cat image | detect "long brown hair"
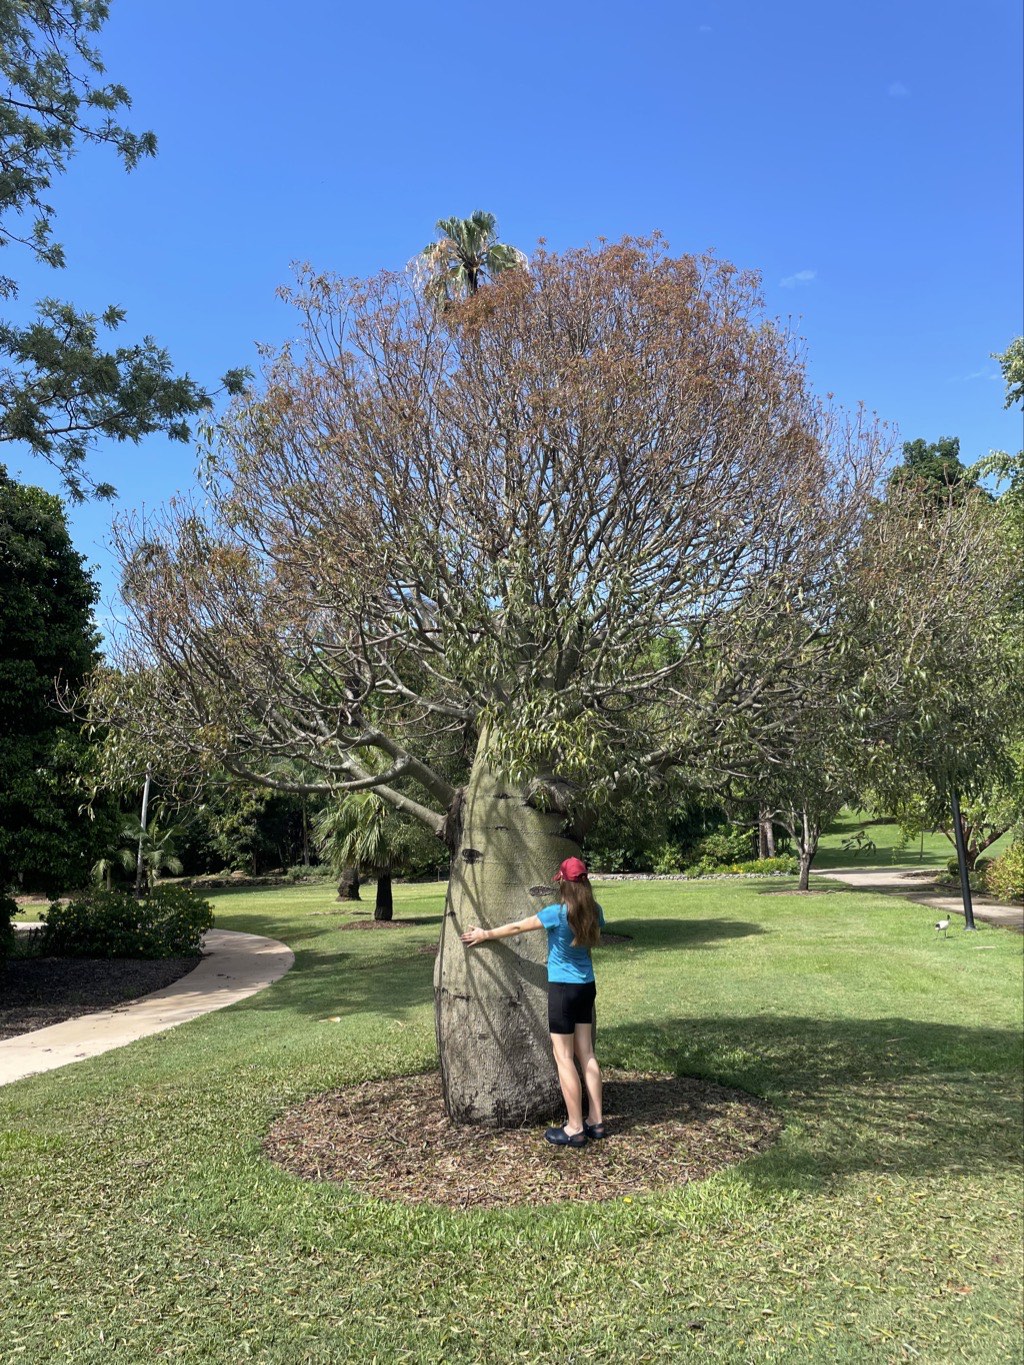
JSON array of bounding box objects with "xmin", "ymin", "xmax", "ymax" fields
[{"xmin": 561, "ymin": 877, "xmax": 601, "ymax": 949}]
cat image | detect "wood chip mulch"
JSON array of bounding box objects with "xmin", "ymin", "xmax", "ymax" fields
[
  {"xmin": 0, "ymin": 954, "xmax": 201, "ymax": 1041},
  {"xmin": 264, "ymin": 1069, "xmax": 781, "ymax": 1208}
]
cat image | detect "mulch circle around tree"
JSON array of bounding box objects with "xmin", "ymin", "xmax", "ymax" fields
[
  {"xmin": 0, "ymin": 954, "xmax": 201, "ymax": 1041},
  {"xmin": 264, "ymin": 1069, "xmax": 781, "ymax": 1208}
]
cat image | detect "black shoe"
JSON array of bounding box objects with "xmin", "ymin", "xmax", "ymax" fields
[
  {"xmin": 544, "ymin": 1126, "xmax": 587, "ymax": 1147},
  {"xmin": 584, "ymin": 1121, "xmax": 607, "ymax": 1140}
]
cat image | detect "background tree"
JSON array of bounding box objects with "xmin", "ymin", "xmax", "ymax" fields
[
  {"xmin": 0, "ymin": 464, "xmax": 115, "ymax": 892},
  {"xmin": 87, "ymin": 239, "xmax": 886, "ymax": 1125},
  {"xmin": 994, "ymin": 337, "xmax": 1024, "ymax": 410},
  {"xmin": 315, "ymin": 794, "xmax": 438, "ymax": 920},
  {"xmin": 0, "ymin": 0, "xmax": 247, "ymax": 499},
  {"xmin": 886, "ymin": 436, "xmax": 981, "ymax": 506},
  {"xmin": 417, "ymin": 210, "xmax": 526, "ymax": 311},
  {"xmin": 848, "ymin": 482, "xmax": 1022, "ymax": 855},
  {"xmin": 112, "ymin": 811, "xmax": 184, "ymax": 893}
]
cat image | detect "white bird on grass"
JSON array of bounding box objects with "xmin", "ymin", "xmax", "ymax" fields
[{"xmin": 935, "ymin": 919, "xmax": 951, "ymax": 938}]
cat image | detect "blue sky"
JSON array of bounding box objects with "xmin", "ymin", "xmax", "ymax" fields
[{"xmin": 8, "ymin": 0, "xmax": 1023, "ymax": 634}]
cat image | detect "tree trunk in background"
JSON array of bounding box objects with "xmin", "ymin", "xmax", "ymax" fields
[
  {"xmin": 797, "ymin": 809, "xmax": 819, "ymax": 891},
  {"xmin": 374, "ymin": 874, "xmax": 393, "ymax": 921},
  {"xmin": 765, "ymin": 819, "xmax": 776, "ymax": 857},
  {"xmin": 337, "ymin": 866, "xmax": 361, "ymax": 900},
  {"xmin": 758, "ymin": 811, "xmax": 769, "ymax": 860},
  {"xmin": 434, "ymin": 745, "xmax": 580, "ymax": 1127}
]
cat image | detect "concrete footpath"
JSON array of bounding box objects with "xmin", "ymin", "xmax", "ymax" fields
[
  {"xmin": 0, "ymin": 928, "xmax": 294, "ymax": 1088},
  {"xmin": 818, "ymin": 866, "xmax": 1024, "ymax": 933}
]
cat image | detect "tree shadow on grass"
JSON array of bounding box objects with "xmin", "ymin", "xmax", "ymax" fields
[
  {"xmin": 601, "ymin": 1013, "xmax": 1023, "ymax": 1190},
  {"xmin": 234, "ymin": 944, "xmax": 437, "ymax": 1022},
  {"xmin": 607, "ymin": 918, "xmax": 766, "ymax": 950}
]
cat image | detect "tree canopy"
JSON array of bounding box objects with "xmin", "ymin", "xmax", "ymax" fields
[
  {"xmin": 0, "ymin": 0, "xmax": 247, "ymax": 498},
  {"xmin": 91, "ymin": 238, "xmax": 887, "ymax": 830},
  {"xmin": 0, "ymin": 464, "xmax": 114, "ymax": 891},
  {"xmin": 886, "ymin": 435, "xmax": 981, "ymax": 505}
]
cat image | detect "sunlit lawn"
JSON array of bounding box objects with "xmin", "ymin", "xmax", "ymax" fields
[
  {"xmin": 2, "ymin": 878, "xmax": 1021, "ymax": 1362},
  {"xmin": 814, "ymin": 808, "xmax": 1014, "ymax": 871}
]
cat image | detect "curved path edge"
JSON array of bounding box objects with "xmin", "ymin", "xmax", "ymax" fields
[
  {"xmin": 0, "ymin": 928, "xmax": 295, "ymax": 1088},
  {"xmin": 817, "ymin": 866, "xmax": 1023, "ymax": 932}
]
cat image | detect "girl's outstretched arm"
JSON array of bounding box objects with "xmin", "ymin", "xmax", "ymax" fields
[{"xmin": 461, "ymin": 916, "xmax": 543, "ymax": 947}]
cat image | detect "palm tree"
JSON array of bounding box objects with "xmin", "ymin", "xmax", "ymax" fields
[
  {"xmin": 315, "ymin": 795, "xmax": 429, "ymax": 921},
  {"xmin": 418, "ymin": 210, "xmax": 526, "ymax": 311},
  {"xmin": 115, "ymin": 815, "xmax": 184, "ymax": 895}
]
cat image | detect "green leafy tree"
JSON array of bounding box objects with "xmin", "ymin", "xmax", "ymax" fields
[
  {"xmin": 853, "ymin": 486, "xmax": 1022, "ymax": 850},
  {"xmin": 994, "ymin": 337, "xmax": 1024, "ymax": 410},
  {"xmin": 0, "ymin": 464, "xmax": 114, "ymax": 891},
  {"xmin": 417, "ymin": 210, "xmax": 526, "ymax": 311},
  {"xmin": 886, "ymin": 436, "xmax": 981, "ymax": 506},
  {"xmin": 0, "ymin": 1, "xmax": 247, "ymax": 499}
]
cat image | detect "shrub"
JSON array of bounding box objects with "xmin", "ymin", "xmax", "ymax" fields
[
  {"xmin": 651, "ymin": 843, "xmax": 685, "ymax": 875},
  {"xmin": 945, "ymin": 858, "xmax": 988, "ymax": 893},
  {"xmin": 984, "ymin": 843, "xmax": 1024, "ymax": 903},
  {"xmin": 693, "ymin": 828, "xmax": 756, "ymax": 866},
  {"xmin": 286, "ymin": 863, "xmax": 330, "ymax": 882},
  {"xmin": 732, "ymin": 856, "xmax": 798, "ymax": 875},
  {"xmin": 39, "ymin": 885, "xmax": 213, "ymax": 958},
  {"xmin": 680, "ymin": 855, "xmax": 797, "ymax": 878},
  {"xmin": 0, "ymin": 893, "xmax": 16, "ymax": 962}
]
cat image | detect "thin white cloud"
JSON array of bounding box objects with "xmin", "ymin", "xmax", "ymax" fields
[
  {"xmin": 779, "ymin": 269, "xmax": 817, "ymax": 289},
  {"xmin": 888, "ymin": 81, "xmax": 910, "ymax": 98},
  {"xmin": 699, "ymin": 24, "xmax": 712, "ymax": 32}
]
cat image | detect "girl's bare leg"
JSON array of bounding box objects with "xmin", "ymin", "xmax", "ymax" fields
[
  {"xmin": 573, "ymin": 1023, "xmax": 603, "ymax": 1126},
  {"xmin": 549, "ymin": 1032, "xmax": 584, "ymax": 1133}
]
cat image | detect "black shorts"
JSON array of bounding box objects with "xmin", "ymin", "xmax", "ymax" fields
[{"xmin": 547, "ymin": 980, "xmax": 597, "ymax": 1035}]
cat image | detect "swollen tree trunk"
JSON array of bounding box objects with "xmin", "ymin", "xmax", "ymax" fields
[
  {"xmin": 374, "ymin": 874, "xmax": 393, "ymax": 922},
  {"xmin": 337, "ymin": 866, "xmax": 361, "ymax": 901},
  {"xmin": 434, "ymin": 746, "xmax": 580, "ymax": 1127}
]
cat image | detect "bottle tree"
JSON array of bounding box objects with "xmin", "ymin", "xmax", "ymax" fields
[{"xmin": 86, "ymin": 239, "xmax": 886, "ymax": 1124}]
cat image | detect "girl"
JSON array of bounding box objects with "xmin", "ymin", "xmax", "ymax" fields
[{"xmin": 460, "ymin": 856, "xmax": 605, "ymax": 1147}]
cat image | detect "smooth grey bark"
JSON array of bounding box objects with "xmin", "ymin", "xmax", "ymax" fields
[
  {"xmin": 766, "ymin": 821, "xmax": 777, "ymax": 858},
  {"xmin": 434, "ymin": 745, "xmax": 580, "ymax": 1127}
]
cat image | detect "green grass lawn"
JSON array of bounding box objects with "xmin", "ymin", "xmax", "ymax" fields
[
  {"xmin": 2, "ymin": 879, "xmax": 1021, "ymax": 1363},
  {"xmin": 814, "ymin": 809, "xmax": 1015, "ymax": 872}
]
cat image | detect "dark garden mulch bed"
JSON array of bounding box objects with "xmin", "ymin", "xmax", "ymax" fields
[
  {"xmin": 264, "ymin": 1069, "xmax": 780, "ymax": 1208},
  {"xmin": 0, "ymin": 954, "xmax": 202, "ymax": 1041}
]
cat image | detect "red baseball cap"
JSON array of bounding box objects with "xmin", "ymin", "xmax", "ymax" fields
[{"xmin": 554, "ymin": 857, "xmax": 589, "ymax": 882}]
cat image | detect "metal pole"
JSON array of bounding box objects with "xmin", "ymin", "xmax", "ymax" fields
[
  {"xmin": 950, "ymin": 788, "xmax": 976, "ymax": 931},
  {"xmin": 135, "ymin": 766, "xmax": 152, "ymax": 898}
]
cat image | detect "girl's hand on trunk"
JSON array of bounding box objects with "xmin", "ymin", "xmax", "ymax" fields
[{"xmin": 460, "ymin": 926, "xmax": 489, "ymax": 947}]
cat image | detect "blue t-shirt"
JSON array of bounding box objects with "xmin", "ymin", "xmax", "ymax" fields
[{"xmin": 537, "ymin": 902, "xmax": 606, "ymax": 984}]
